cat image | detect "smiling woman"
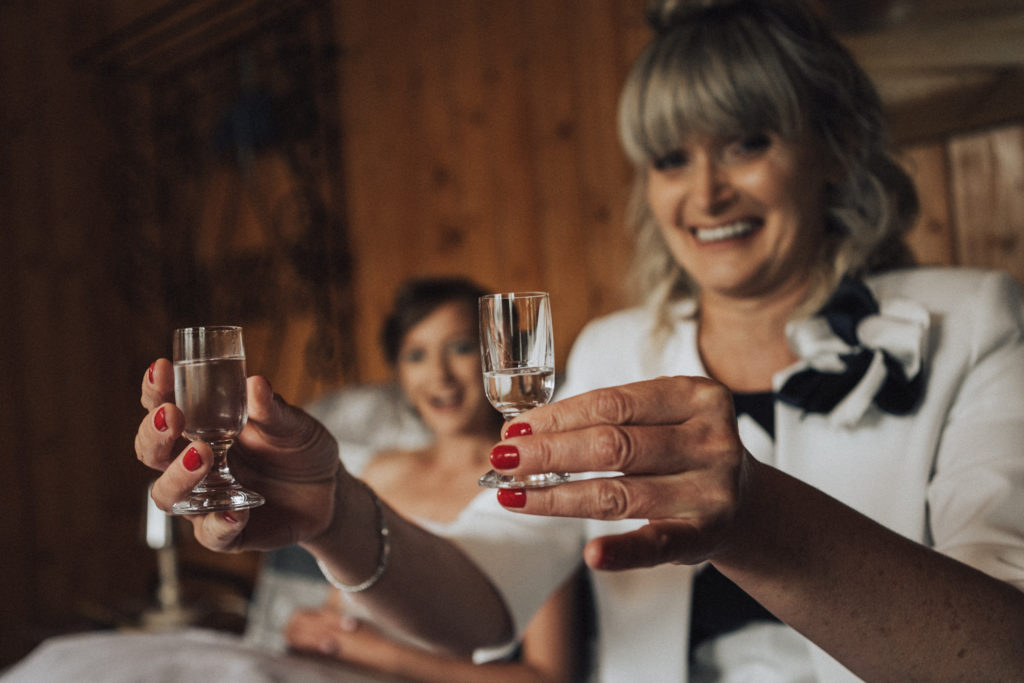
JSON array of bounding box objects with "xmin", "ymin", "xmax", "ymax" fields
[
  {"xmin": 133, "ymin": 2, "xmax": 1024, "ymax": 681},
  {"xmin": 643, "ymin": 133, "xmax": 834, "ymax": 310},
  {"xmin": 621, "ymin": 0, "xmax": 918, "ymax": 323},
  {"xmin": 364, "ymin": 277, "xmax": 500, "ymax": 521},
  {"xmin": 283, "ymin": 276, "xmax": 588, "ymax": 682}
]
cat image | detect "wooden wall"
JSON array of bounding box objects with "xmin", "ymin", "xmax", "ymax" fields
[
  {"xmin": 336, "ymin": 0, "xmax": 646, "ymax": 383},
  {"xmin": 1, "ymin": 0, "xmax": 1022, "ymax": 669}
]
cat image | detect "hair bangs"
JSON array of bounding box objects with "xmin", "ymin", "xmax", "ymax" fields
[{"xmin": 620, "ymin": 15, "xmax": 807, "ymax": 166}]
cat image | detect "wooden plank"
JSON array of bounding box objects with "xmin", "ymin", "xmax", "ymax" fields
[
  {"xmin": 948, "ymin": 125, "xmax": 1024, "ymax": 281},
  {"xmin": 337, "ymin": 0, "xmax": 427, "ymax": 383},
  {"xmin": 887, "ymin": 70, "xmax": 1024, "ymax": 146},
  {"xmin": 572, "ymin": 0, "xmax": 642, "ymax": 317},
  {"xmin": 898, "ymin": 143, "xmax": 958, "ymax": 266}
]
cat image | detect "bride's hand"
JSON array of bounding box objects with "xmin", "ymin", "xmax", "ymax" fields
[{"xmin": 135, "ymin": 358, "xmax": 342, "ymax": 551}]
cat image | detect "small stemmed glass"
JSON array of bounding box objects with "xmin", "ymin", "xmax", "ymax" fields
[
  {"xmin": 478, "ymin": 292, "xmax": 569, "ymax": 489},
  {"xmin": 170, "ymin": 326, "xmax": 265, "ymax": 514}
]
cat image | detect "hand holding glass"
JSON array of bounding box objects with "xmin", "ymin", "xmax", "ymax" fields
[
  {"xmin": 478, "ymin": 292, "xmax": 569, "ymax": 489},
  {"xmin": 171, "ymin": 326, "xmax": 265, "ymax": 514}
]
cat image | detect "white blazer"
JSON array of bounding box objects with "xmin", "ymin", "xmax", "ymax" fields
[{"xmin": 446, "ymin": 267, "xmax": 1024, "ymax": 682}]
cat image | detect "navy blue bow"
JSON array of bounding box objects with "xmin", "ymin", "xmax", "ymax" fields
[{"xmin": 777, "ymin": 277, "xmax": 925, "ymax": 417}]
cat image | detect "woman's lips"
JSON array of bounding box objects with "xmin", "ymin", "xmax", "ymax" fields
[
  {"xmin": 690, "ymin": 219, "xmax": 760, "ymax": 243},
  {"xmin": 428, "ymin": 391, "xmax": 463, "ymax": 410}
]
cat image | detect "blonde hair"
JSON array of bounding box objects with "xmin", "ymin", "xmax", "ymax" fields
[{"xmin": 620, "ymin": 0, "xmax": 918, "ymax": 320}]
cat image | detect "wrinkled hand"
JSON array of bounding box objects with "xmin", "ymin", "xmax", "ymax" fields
[
  {"xmin": 135, "ymin": 358, "xmax": 340, "ymax": 552},
  {"xmin": 490, "ymin": 376, "xmax": 755, "ymax": 571}
]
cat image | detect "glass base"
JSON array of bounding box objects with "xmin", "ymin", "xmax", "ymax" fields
[
  {"xmin": 171, "ymin": 485, "xmax": 265, "ymax": 515},
  {"xmin": 478, "ymin": 469, "xmax": 571, "ymax": 489}
]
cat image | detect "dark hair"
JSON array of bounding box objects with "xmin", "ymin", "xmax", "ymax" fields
[
  {"xmin": 380, "ymin": 277, "xmax": 489, "ymax": 366},
  {"xmin": 622, "ymin": 0, "xmax": 918, "ymax": 316}
]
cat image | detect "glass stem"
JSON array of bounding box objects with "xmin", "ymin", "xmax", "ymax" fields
[{"xmin": 201, "ymin": 441, "xmax": 237, "ymax": 489}]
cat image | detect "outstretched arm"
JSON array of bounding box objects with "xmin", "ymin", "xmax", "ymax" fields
[
  {"xmin": 136, "ymin": 358, "xmax": 512, "ymax": 654},
  {"xmin": 486, "ymin": 376, "xmax": 1024, "ymax": 681},
  {"xmin": 285, "ymin": 571, "xmax": 586, "ymax": 683}
]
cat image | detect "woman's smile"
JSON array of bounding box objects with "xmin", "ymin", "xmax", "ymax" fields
[
  {"xmin": 689, "ymin": 218, "xmax": 762, "ymax": 244},
  {"xmin": 425, "ymin": 387, "xmax": 465, "ymax": 411},
  {"xmin": 647, "ymin": 132, "xmax": 831, "ymax": 299},
  {"xmin": 397, "ymin": 301, "xmax": 492, "ymax": 437}
]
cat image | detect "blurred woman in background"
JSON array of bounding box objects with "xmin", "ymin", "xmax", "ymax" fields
[
  {"xmin": 284, "ymin": 277, "xmax": 586, "ymax": 682},
  {"xmin": 136, "ymin": 2, "xmax": 1024, "ymax": 680}
]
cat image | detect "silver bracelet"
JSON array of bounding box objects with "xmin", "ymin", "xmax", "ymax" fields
[{"xmin": 317, "ymin": 486, "xmax": 391, "ymax": 593}]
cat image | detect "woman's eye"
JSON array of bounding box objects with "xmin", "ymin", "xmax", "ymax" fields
[
  {"xmin": 652, "ymin": 150, "xmax": 687, "ymax": 171},
  {"xmin": 450, "ymin": 339, "xmax": 476, "ymax": 355},
  {"xmin": 401, "ymin": 348, "xmax": 426, "ymax": 363},
  {"xmin": 730, "ymin": 133, "xmax": 771, "ymax": 158}
]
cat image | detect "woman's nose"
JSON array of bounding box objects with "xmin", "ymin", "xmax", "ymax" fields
[
  {"xmin": 431, "ymin": 353, "xmax": 455, "ymax": 380},
  {"xmin": 689, "ymin": 157, "xmax": 733, "ymax": 214}
]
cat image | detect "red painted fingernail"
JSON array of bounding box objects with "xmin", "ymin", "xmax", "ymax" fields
[
  {"xmin": 148, "ymin": 362, "xmax": 155, "ymax": 383},
  {"xmin": 504, "ymin": 422, "xmax": 532, "ymax": 438},
  {"xmin": 490, "ymin": 444, "xmax": 520, "ymax": 469},
  {"xmin": 497, "ymin": 489, "xmax": 526, "ymax": 508},
  {"xmin": 154, "ymin": 406, "xmax": 168, "ymax": 432},
  {"xmin": 183, "ymin": 447, "xmax": 202, "ymax": 471}
]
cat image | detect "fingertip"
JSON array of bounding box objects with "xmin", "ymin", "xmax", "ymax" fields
[
  {"xmin": 249, "ymin": 374, "xmax": 273, "ymax": 400},
  {"xmin": 219, "ymin": 510, "xmax": 243, "ymax": 526},
  {"xmin": 317, "ymin": 638, "xmax": 338, "ymax": 656},
  {"xmin": 180, "ymin": 441, "xmax": 212, "ymax": 472},
  {"xmin": 496, "ymin": 488, "xmax": 526, "ymax": 508},
  {"xmin": 152, "ymin": 358, "xmax": 173, "ymax": 384},
  {"xmin": 148, "ymin": 442, "xmax": 213, "ymax": 512},
  {"xmin": 142, "ymin": 359, "xmax": 175, "ymax": 407},
  {"xmin": 503, "ymin": 421, "xmax": 532, "ymax": 439},
  {"xmin": 198, "ymin": 508, "xmax": 250, "ymax": 550},
  {"xmin": 182, "ymin": 446, "xmax": 202, "ymax": 471},
  {"xmin": 155, "ymin": 401, "xmax": 183, "ymax": 436},
  {"xmin": 583, "ymin": 539, "xmax": 611, "ymax": 570},
  {"xmin": 247, "ymin": 375, "xmax": 278, "ymax": 421}
]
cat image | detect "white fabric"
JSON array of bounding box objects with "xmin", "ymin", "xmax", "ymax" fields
[
  {"xmin": 304, "ymin": 382, "xmax": 433, "ymax": 476},
  {"xmin": 690, "ymin": 622, "xmax": 816, "ymax": 683},
  {"xmin": 779, "ymin": 290, "xmax": 930, "ymax": 427},
  {"xmin": 1, "ymin": 628, "xmax": 379, "ymax": 683},
  {"xmin": 442, "ymin": 267, "xmax": 1024, "ymax": 682},
  {"xmin": 245, "ymin": 567, "xmax": 332, "ymax": 652}
]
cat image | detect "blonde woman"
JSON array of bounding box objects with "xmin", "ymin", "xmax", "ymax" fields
[{"xmin": 137, "ymin": 2, "xmax": 1024, "ymax": 680}]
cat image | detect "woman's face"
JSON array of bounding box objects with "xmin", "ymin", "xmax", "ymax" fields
[
  {"xmin": 396, "ymin": 301, "xmax": 492, "ymax": 438},
  {"xmin": 645, "ymin": 131, "xmax": 834, "ymax": 303}
]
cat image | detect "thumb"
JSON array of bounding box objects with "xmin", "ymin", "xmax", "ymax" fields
[
  {"xmin": 584, "ymin": 520, "xmax": 706, "ymax": 571},
  {"xmin": 242, "ymin": 375, "xmax": 328, "ymax": 449},
  {"xmin": 244, "ymin": 376, "xmax": 302, "ymax": 435}
]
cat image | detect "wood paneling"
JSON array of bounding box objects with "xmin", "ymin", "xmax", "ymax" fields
[
  {"xmin": 900, "ymin": 144, "xmax": 958, "ymax": 266},
  {"xmin": 337, "ymin": 0, "xmax": 642, "ymax": 384},
  {"xmin": 0, "ymin": 0, "xmax": 644, "ymax": 667},
  {"xmin": 948, "ymin": 127, "xmax": 1024, "ymax": 281},
  {"xmin": 2, "ymin": 0, "xmax": 1023, "ymax": 670}
]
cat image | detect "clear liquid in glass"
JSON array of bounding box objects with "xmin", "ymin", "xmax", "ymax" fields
[
  {"xmin": 170, "ymin": 325, "xmax": 264, "ymax": 514},
  {"xmin": 174, "ymin": 356, "xmax": 247, "ymax": 444},
  {"xmin": 484, "ymin": 367, "xmax": 554, "ymax": 418}
]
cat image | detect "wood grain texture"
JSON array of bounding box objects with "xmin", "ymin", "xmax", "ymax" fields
[
  {"xmin": 949, "ymin": 126, "xmax": 1024, "ymax": 280},
  {"xmin": 2, "ymin": 0, "xmax": 1023, "ymax": 670}
]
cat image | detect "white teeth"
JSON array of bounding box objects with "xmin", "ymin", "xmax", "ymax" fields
[
  {"xmin": 430, "ymin": 393, "xmax": 461, "ymax": 408},
  {"xmin": 692, "ymin": 220, "xmax": 756, "ymax": 243}
]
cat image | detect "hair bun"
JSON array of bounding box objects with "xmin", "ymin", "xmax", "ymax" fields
[
  {"xmin": 645, "ymin": 0, "xmax": 816, "ymax": 34},
  {"xmin": 644, "ymin": 0, "xmax": 742, "ymax": 32}
]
